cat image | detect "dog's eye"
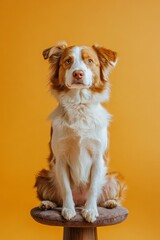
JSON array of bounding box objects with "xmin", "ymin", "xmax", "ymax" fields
[
  {"xmin": 88, "ymin": 59, "xmax": 93, "ymax": 64},
  {"xmin": 65, "ymin": 58, "xmax": 72, "ymax": 65}
]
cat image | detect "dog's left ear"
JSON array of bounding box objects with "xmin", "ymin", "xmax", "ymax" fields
[{"xmin": 92, "ymin": 45, "xmax": 117, "ymax": 81}]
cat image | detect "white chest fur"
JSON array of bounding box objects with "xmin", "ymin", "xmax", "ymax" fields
[{"xmin": 50, "ymin": 90, "xmax": 110, "ymax": 187}]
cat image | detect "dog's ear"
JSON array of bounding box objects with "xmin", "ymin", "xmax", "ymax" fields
[
  {"xmin": 92, "ymin": 44, "xmax": 117, "ymax": 81},
  {"xmin": 42, "ymin": 41, "xmax": 68, "ymax": 61},
  {"xmin": 43, "ymin": 47, "xmax": 53, "ymax": 60},
  {"xmin": 43, "ymin": 41, "xmax": 68, "ymax": 88}
]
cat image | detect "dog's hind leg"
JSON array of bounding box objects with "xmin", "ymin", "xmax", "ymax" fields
[
  {"xmin": 98, "ymin": 172, "xmax": 127, "ymax": 208},
  {"xmin": 40, "ymin": 200, "xmax": 57, "ymax": 210},
  {"xmin": 34, "ymin": 168, "xmax": 62, "ymax": 210}
]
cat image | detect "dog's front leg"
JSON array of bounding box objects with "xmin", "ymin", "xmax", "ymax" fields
[
  {"xmin": 56, "ymin": 159, "xmax": 76, "ymax": 220},
  {"xmin": 82, "ymin": 158, "xmax": 103, "ymax": 222}
]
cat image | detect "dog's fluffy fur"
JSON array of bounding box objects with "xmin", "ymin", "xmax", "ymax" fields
[{"xmin": 35, "ymin": 41, "xmax": 127, "ymax": 223}]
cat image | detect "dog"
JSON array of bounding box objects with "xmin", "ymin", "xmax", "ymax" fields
[{"xmin": 35, "ymin": 41, "xmax": 127, "ymax": 223}]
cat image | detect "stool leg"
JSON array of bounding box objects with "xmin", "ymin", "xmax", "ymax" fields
[{"xmin": 63, "ymin": 227, "xmax": 98, "ymax": 240}]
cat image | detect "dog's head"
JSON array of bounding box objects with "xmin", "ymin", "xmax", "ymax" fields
[{"xmin": 43, "ymin": 41, "xmax": 117, "ymax": 92}]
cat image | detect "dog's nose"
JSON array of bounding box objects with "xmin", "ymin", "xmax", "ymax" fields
[{"xmin": 72, "ymin": 70, "xmax": 84, "ymax": 80}]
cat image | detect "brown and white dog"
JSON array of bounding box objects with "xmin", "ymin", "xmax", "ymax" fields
[{"xmin": 35, "ymin": 41, "xmax": 127, "ymax": 223}]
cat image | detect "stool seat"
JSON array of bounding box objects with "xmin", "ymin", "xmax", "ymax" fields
[
  {"xmin": 31, "ymin": 206, "xmax": 128, "ymax": 227},
  {"xmin": 31, "ymin": 206, "xmax": 128, "ymax": 240}
]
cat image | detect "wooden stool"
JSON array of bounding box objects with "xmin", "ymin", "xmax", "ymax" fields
[{"xmin": 31, "ymin": 206, "xmax": 128, "ymax": 240}]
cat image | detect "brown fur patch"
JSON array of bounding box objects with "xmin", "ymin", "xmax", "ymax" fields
[
  {"xmin": 92, "ymin": 45, "xmax": 117, "ymax": 66},
  {"xmin": 48, "ymin": 127, "xmax": 56, "ymax": 167},
  {"xmin": 92, "ymin": 45, "xmax": 117, "ymax": 83},
  {"xmin": 43, "ymin": 42, "xmax": 69, "ymax": 92},
  {"xmin": 99, "ymin": 172, "xmax": 127, "ymax": 207},
  {"xmin": 81, "ymin": 47, "xmax": 107, "ymax": 92},
  {"xmin": 35, "ymin": 168, "xmax": 62, "ymax": 206},
  {"xmin": 57, "ymin": 46, "xmax": 75, "ymax": 91}
]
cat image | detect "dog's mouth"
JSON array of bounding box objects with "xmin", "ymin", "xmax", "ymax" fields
[
  {"xmin": 67, "ymin": 79, "xmax": 90, "ymax": 89},
  {"xmin": 72, "ymin": 79, "xmax": 84, "ymax": 85},
  {"xmin": 69, "ymin": 83, "xmax": 89, "ymax": 89},
  {"xmin": 71, "ymin": 84, "xmax": 86, "ymax": 89}
]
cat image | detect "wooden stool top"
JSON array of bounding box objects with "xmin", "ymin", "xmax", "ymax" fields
[{"xmin": 30, "ymin": 206, "xmax": 128, "ymax": 228}]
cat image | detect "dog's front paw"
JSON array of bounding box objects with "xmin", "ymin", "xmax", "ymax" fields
[
  {"xmin": 81, "ymin": 207, "xmax": 99, "ymax": 223},
  {"xmin": 40, "ymin": 200, "xmax": 57, "ymax": 210},
  {"xmin": 62, "ymin": 207, "xmax": 76, "ymax": 220}
]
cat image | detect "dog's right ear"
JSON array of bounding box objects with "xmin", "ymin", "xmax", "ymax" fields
[
  {"xmin": 43, "ymin": 47, "xmax": 53, "ymax": 60},
  {"xmin": 42, "ymin": 41, "xmax": 68, "ymax": 61}
]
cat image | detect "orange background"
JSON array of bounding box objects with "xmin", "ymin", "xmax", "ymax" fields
[{"xmin": 1, "ymin": 0, "xmax": 160, "ymax": 239}]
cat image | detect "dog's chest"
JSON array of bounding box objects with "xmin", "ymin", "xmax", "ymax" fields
[
  {"xmin": 51, "ymin": 103, "xmax": 109, "ymax": 185},
  {"xmin": 51, "ymin": 103, "xmax": 109, "ymax": 139}
]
